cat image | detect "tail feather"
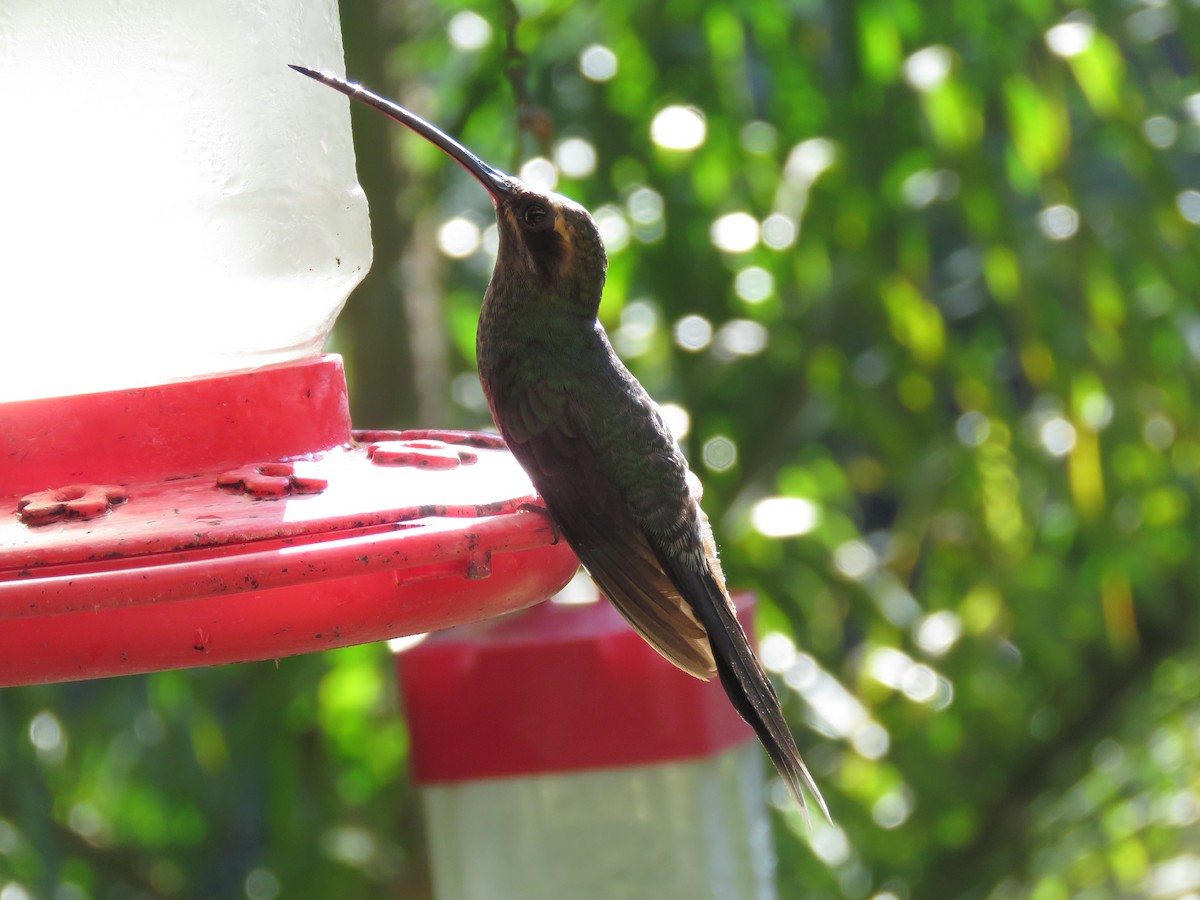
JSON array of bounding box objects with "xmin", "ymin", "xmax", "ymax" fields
[{"xmin": 674, "ymin": 561, "xmax": 829, "ymax": 822}]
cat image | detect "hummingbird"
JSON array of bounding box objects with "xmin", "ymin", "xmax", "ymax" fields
[{"xmin": 291, "ymin": 65, "xmax": 828, "ymax": 820}]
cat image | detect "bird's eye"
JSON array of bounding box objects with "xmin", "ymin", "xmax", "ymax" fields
[{"xmin": 522, "ymin": 202, "xmax": 550, "ymax": 228}]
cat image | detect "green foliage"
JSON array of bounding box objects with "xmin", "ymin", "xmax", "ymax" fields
[
  {"xmin": 0, "ymin": 650, "xmax": 419, "ymax": 897},
  {"xmin": 6, "ymin": 0, "xmax": 1200, "ymax": 897}
]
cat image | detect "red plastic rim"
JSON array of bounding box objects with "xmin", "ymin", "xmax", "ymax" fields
[
  {"xmin": 0, "ymin": 356, "xmax": 580, "ymax": 685},
  {"xmin": 398, "ymin": 594, "xmax": 757, "ymax": 781}
]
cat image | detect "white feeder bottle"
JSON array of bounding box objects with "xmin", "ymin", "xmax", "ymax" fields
[
  {"xmin": 397, "ymin": 593, "xmax": 781, "ymax": 900},
  {"xmin": 1, "ymin": 0, "xmax": 372, "ymax": 402}
]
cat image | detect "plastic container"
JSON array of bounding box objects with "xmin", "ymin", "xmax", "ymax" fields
[{"xmin": 0, "ymin": 0, "xmax": 372, "ymax": 401}]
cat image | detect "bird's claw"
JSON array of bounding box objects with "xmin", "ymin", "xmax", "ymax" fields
[{"xmin": 516, "ymin": 501, "xmax": 562, "ymax": 544}]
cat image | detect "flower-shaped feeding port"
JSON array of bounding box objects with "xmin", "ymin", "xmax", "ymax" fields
[
  {"xmin": 18, "ymin": 484, "xmax": 128, "ymax": 526},
  {"xmin": 216, "ymin": 462, "xmax": 329, "ymax": 498}
]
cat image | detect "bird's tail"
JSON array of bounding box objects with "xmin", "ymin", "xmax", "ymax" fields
[{"xmin": 672, "ymin": 560, "xmax": 830, "ymax": 823}]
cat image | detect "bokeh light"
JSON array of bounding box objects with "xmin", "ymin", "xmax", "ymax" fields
[
  {"xmin": 673, "ymin": 314, "xmax": 712, "ymax": 352},
  {"xmin": 901, "ymin": 169, "xmax": 960, "ymax": 208},
  {"xmin": 734, "ymin": 266, "xmax": 775, "ymax": 303},
  {"xmin": 710, "ymin": 213, "xmax": 760, "ymax": 253},
  {"xmin": 702, "ymin": 436, "xmax": 738, "ymax": 471},
  {"xmin": 626, "ymin": 186, "xmax": 664, "ymax": 225},
  {"xmin": 1177, "ymin": 191, "xmax": 1200, "ymax": 225},
  {"xmin": 1045, "ymin": 17, "xmax": 1095, "ymax": 57},
  {"xmin": 650, "ymin": 105, "xmax": 707, "ymax": 151},
  {"xmin": 579, "ymin": 44, "xmax": 618, "ymax": 82},
  {"xmin": 1040, "ymin": 416, "xmax": 1078, "ymax": 456},
  {"xmin": 740, "ymin": 121, "xmax": 778, "ymax": 154},
  {"xmin": 28, "ymin": 710, "xmax": 63, "ymax": 753},
  {"xmin": 955, "ymin": 411, "xmax": 990, "ymax": 447},
  {"xmin": 750, "ymin": 497, "xmax": 820, "ymax": 537},
  {"xmin": 613, "ymin": 299, "xmax": 658, "ymax": 357},
  {"xmin": 436, "ymin": 216, "xmax": 481, "ymax": 259},
  {"xmin": 518, "ymin": 157, "xmax": 557, "ymax": 191},
  {"xmin": 785, "ymin": 138, "xmax": 836, "ymax": 185},
  {"xmin": 1037, "ymin": 204, "xmax": 1080, "ymax": 240},
  {"xmin": 554, "ymin": 137, "xmax": 597, "ymax": 178},
  {"xmin": 447, "ymin": 11, "xmax": 492, "ymax": 51},
  {"xmin": 593, "ymin": 204, "xmax": 631, "ymax": 252},
  {"xmin": 914, "ymin": 610, "xmax": 964, "ymax": 656},
  {"xmin": 714, "ymin": 319, "xmax": 768, "ymax": 358},
  {"xmin": 245, "ymin": 868, "xmax": 282, "ymax": 900},
  {"xmin": 903, "ymin": 46, "xmax": 952, "ymax": 92},
  {"xmin": 761, "ymin": 213, "xmax": 798, "ymax": 249},
  {"xmin": 658, "ymin": 402, "xmax": 690, "ymax": 440},
  {"xmin": 1143, "ymin": 115, "xmax": 1178, "ymax": 149}
]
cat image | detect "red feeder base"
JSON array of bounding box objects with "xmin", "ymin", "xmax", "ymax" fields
[{"xmin": 0, "ymin": 355, "xmax": 579, "ymax": 686}]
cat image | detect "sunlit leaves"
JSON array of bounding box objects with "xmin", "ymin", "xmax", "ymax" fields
[
  {"xmin": 880, "ymin": 276, "xmax": 946, "ymax": 367},
  {"xmin": 905, "ymin": 47, "xmax": 984, "ymax": 152},
  {"xmin": 983, "ymin": 245, "xmax": 1022, "ymax": 304},
  {"xmin": 1061, "ymin": 26, "xmax": 1126, "ymax": 117},
  {"xmin": 998, "ymin": 653, "xmax": 1200, "ymax": 898},
  {"xmin": 856, "ymin": 0, "xmax": 904, "ymax": 85},
  {"xmin": 1004, "ymin": 75, "xmax": 1071, "ymax": 184}
]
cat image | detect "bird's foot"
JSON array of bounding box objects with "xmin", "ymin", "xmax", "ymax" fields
[{"xmin": 516, "ymin": 501, "xmax": 562, "ymax": 544}]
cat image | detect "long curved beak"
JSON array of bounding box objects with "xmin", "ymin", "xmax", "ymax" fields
[{"xmin": 290, "ymin": 65, "xmax": 513, "ymax": 202}]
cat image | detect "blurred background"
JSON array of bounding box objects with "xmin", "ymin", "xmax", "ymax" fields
[{"xmin": 5, "ymin": 0, "xmax": 1200, "ymax": 896}]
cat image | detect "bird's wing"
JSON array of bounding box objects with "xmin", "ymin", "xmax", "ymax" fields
[
  {"xmin": 495, "ymin": 371, "xmax": 827, "ymax": 818},
  {"xmin": 496, "ymin": 377, "xmax": 717, "ymax": 679},
  {"xmin": 625, "ymin": 420, "xmax": 829, "ymax": 819}
]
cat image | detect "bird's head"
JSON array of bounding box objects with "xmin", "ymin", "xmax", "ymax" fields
[
  {"xmin": 291, "ymin": 67, "xmax": 606, "ymax": 312},
  {"xmin": 488, "ymin": 185, "xmax": 606, "ymax": 308}
]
